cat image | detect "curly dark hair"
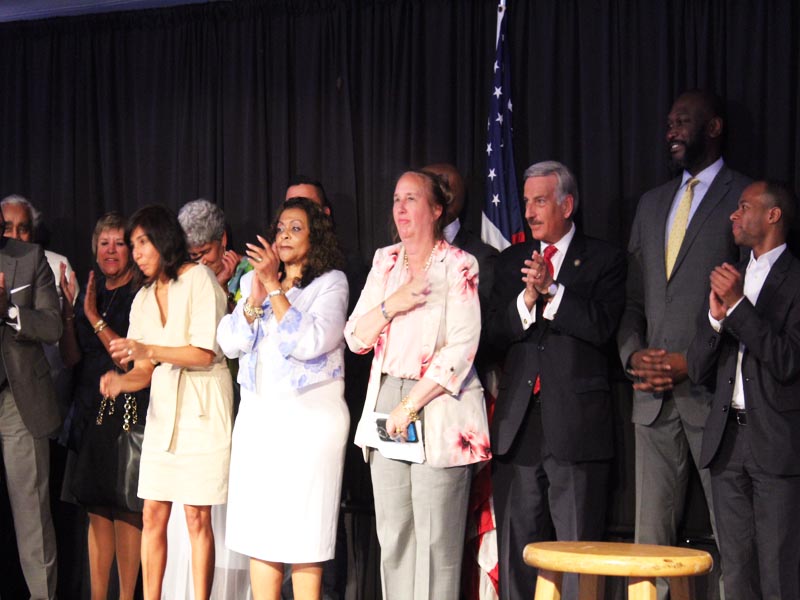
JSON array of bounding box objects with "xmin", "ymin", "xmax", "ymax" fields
[
  {"xmin": 269, "ymin": 197, "xmax": 344, "ymax": 288},
  {"xmin": 390, "ymin": 169, "xmax": 449, "ymax": 242},
  {"xmin": 126, "ymin": 204, "xmax": 190, "ymax": 287}
]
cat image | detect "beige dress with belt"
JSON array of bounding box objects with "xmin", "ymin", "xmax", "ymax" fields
[{"xmin": 129, "ymin": 264, "xmax": 233, "ymax": 505}]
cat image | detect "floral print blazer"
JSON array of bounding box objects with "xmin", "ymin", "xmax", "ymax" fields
[{"xmin": 345, "ymin": 240, "xmax": 491, "ymax": 468}]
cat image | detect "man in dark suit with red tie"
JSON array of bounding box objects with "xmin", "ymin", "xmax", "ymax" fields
[
  {"xmin": 688, "ymin": 181, "xmax": 800, "ymax": 600},
  {"xmin": 486, "ymin": 161, "xmax": 626, "ymax": 599}
]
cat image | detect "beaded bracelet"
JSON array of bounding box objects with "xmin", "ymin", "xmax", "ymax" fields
[{"xmin": 93, "ymin": 319, "xmax": 108, "ymax": 334}]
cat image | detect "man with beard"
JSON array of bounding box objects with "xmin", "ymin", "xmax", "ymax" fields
[{"xmin": 617, "ymin": 90, "xmax": 751, "ymax": 599}]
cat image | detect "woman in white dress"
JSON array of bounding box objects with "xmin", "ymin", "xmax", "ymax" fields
[
  {"xmin": 99, "ymin": 205, "xmax": 233, "ymax": 600},
  {"xmin": 217, "ymin": 197, "xmax": 349, "ymax": 600}
]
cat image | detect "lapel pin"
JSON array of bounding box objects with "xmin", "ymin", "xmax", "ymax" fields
[{"xmin": 573, "ymin": 259, "xmax": 581, "ymax": 267}]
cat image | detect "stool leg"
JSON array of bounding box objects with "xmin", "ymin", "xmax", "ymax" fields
[
  {"xmin": 627, "ymin": 576, "xmax": 657, "ymax": 600},
  {"xmin": 533, "ymin": 569, "xmax": 563, "ymax": 600},
  {"xmin": 578, "ymin": 573, "xmax": 604, "ymax": 600},
  {"xmin": 668, "ymin": 576, "xmax": 693, "ymax": 600}
]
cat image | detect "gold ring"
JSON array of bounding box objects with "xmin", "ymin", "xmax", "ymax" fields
[{"xmin": 127, "ymin": 349, "xmax": 133, "ymax": 356}]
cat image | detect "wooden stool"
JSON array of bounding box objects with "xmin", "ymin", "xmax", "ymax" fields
[{"xmin": 523, "ymin": 541, "xmax": 713, "ymax": 600}]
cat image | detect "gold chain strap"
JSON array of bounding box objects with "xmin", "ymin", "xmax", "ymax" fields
[
  {"xmin": 96, "ymin": 395, "xmax": 115, "ymax": 424},
  {"xmin": 122, "ymin": 393, "xmax": 138, "ymax": 432},
  {"xmin": 97, "ymin": 393, "xmax": 138, "ymax": 431}
]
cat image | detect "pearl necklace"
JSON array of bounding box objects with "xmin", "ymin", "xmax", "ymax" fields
[{"xmin": 403, "ymin": 246, "xmax": 436, "ymax": 272}]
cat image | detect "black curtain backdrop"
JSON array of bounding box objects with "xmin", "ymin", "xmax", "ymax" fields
[
  {"xmin": 0, "ymin": 0, "xmax": 798, "ymax": 596},
  {"xmin": 2, "ymin": 0, "xmax": 797, "ymax": 276}
]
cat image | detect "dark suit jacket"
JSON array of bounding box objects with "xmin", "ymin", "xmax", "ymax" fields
[
  {"xmin": 486, "ymin": 230, "xmax": 626, "ymax": 461},
  {"xmin": 0, "ymin": 238, "xmax": 62, "ymax": 438},
  {"xmin": 617, "ymin": 164, "xmax": 751, "ymax": 427},
  {"xmin": 688, "ymin": 249, "xmax": 800, "ymax": 475}
]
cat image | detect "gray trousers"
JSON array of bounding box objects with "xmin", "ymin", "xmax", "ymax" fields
[
  {"xmin": 635, "ymin": 397, "xmax": 721, "ymax": 600},
  {"xmin": 0, "ymin": 388, "xmax": 58, "ymax": 600},
  {"xmin": 370, "ymin": 375, "xmax": 472, "ymax": 600}
]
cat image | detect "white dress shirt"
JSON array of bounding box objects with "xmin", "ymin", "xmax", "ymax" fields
[
  {"xmin": 443, "ymin": 218, "xmax": 461, "ymax": 245},
  {"xmin": 517, "ymin": 223, "xmax": 576, "ymax": 329},
  {"xmin": 664, "ymin": 157, "xmax": 724, "ymax": 243},
  {"xmin": 709, "ymin": 243, "xmax": 786, "ymax": 409}
]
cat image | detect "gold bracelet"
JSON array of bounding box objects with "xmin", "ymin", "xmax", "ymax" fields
[
  {"xmin": 243, "ymin": 300, "xmax": 265, "ymax": 319},
  {"xmin": 93, "ymin": 319, "xmax": 108, "ymax": 334},
  {"xmin": 401, "ymin": 396, "xmax": 419, "ymax": 422}
]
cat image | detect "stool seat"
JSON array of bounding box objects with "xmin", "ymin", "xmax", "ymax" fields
[{"xmin": 523, "ymin": 541, "xmax": 713, "ymax": 600}]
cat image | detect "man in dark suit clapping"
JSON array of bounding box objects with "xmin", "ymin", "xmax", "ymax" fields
[
  {"xmin": 688, "ymin": 181, "xmax": 800, "ymax": 600},
  {"xmin": 487, "ymin": 160, "xmax": 626, "ymax": 599}
]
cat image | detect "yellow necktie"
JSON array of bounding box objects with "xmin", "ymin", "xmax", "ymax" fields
[{"xmin": 665, "ymin": 178, "xmax": 699, "ymax": 278}]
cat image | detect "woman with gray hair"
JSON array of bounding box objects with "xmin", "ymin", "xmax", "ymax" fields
[
  {"xmin": 178, "ymin": 199, "xmax": 252, "ymax": 308},
  {"xmin": 59, "ymin": 212, "xmax": 146, "ymax": 600}
]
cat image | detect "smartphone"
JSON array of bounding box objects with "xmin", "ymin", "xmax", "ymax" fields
[{"xmin": 376, "ymin": 418, "xmax": 418, "ymax": 443}]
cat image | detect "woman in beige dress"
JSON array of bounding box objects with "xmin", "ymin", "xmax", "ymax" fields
[{"xmin": 99, "ymin": 205, "xmax": 233, "ymax": 600}]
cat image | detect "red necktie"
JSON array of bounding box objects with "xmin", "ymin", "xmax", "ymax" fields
[{"xmin": 533, "ymin": 245, "xmax": 558, "ymax": 396}]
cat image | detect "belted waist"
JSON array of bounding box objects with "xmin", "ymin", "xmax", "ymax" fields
[{"xmin": 728, "ymin": 407, "xmax": 748, "ymax": 425}]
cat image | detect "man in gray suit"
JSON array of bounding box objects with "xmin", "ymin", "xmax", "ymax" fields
[
  {"xmin": 617, "ymin": 90, "xmax": 750, "ymax": 599},
  {"xmin": 0, "ymin": 218, "xmax": 62, "ymax": 599}
]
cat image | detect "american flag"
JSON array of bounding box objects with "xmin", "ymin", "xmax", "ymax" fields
[
  {"xmin": 463, "ymin": 5, "xmax": 520, "ymax": 599},
  {"xmin": 481, "ymin": 0, "xmax": 524, "ymax": 251}
]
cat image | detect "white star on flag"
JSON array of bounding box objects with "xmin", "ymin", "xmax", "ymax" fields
[
  {"xmin": 492, "ymin": 194, "xmax": 500, "ymax": 206},
  {"xmin": 493, "ymin": 86, "xmax": 502, "ymax": 98},
  {"xmin": 495, "ymin": 113, "xmax": 503, "ymax": 125},
  {"xmin": 486, "ymin": 143, "xmax": 492, "ymax": 155},
  {"xmin": 488, "ymin": 168, "xmax": 497, "ymax": 181}
]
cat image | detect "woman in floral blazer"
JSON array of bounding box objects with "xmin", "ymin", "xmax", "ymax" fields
[{"xmin": 345, "ymin": 169, "xmax": 490, "ymax": 600}]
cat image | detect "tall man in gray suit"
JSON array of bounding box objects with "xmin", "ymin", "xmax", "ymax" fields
[
  {"xmin": 617, "ymin": 90, "xmax": 750, "ymax": 599},
  {"xmin": 0, "ymin": 215, "xmax": 62, "ymax": 599}
]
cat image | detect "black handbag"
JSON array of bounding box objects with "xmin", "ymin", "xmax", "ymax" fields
[{"xmin": 114, "ymin": 393, "xmax": 145, "ymax": 513}]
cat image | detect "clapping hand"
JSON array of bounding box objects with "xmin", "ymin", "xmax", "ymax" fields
[
  {"xmin": 83, "ymin": 270, "xmax": 100, "ymax": 323},
  {"xmin": 246, "ymin": 235, "xmax": 281, "ymax": 290},
  {"xmin": 709, "ymin": 263, "xmax": 743, "ymax": 320},
  {"xmin": 217, "ymin": 249, "xmax": 242, "ymax": 288},
  {"xmin": 60, "ymin": 262, "xmax": 78, "ymax": 309}
]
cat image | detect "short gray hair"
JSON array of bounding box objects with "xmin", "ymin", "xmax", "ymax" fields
[
  {"xmin": 523, "ymin": 161, "xmax": 580, "ymax": 214},
  {"xmin": 178, "ymin": 199, "xmax": 226, "ymax": 247},
  {"xmin": 1, "ymin": 194, "xmax": 41, "ymax": 229}
]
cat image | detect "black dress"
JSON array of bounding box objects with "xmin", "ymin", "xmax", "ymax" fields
[{"xmin": 68, "ymin": 276, "xmax": 149, "ymax": 511}]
